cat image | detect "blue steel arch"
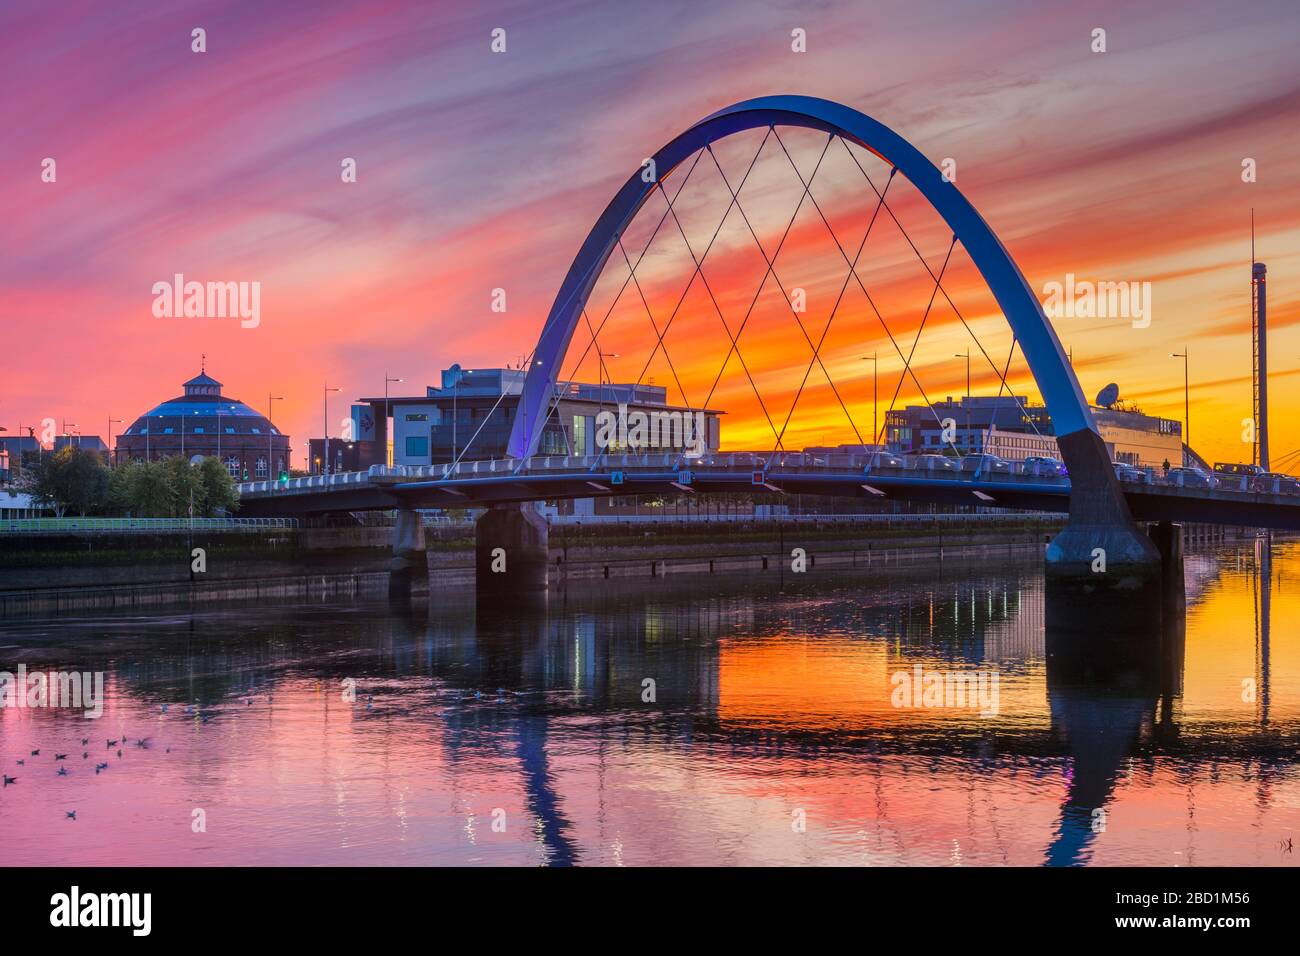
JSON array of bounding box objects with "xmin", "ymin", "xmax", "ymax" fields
[{"xmin": 508, "ymin": 94, "xmax": 1096, "ymax": 460}]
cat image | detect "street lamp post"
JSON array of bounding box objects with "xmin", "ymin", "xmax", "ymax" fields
[
  {"xmin": 323, "ymin": 383, "xmax": 342, "ymax": 474},
  {"xmin": 216, "ymin": 404, "xmax": 235, "ymax": 470},
  {"xmin": 384, "ymin": 375, "xmax": 402, "ymax": 467},
  {"xmin": 107, "ymin": 417, "xmax": 123, "ymax": 464},
  {"xmin": 955, "ymin": 349, "xmax": 970, "ymax": 454},
  {"xmin": 268, "ymin": 393, "xmax": 284, "ymax": 479},
  {"xmin": 595, "ymin": 349, "xmax": 618, "ymax": 456},
  {"xmin": 861, "ymin": 354, "xmax": 878, "ymax": 447},
  {"xmin": 450, "ymin": 370, "xmax": 476, "ymax": 465},
  {"xmin": 1171, "ymin": 349, "xmax": 1189, "ymax": 461}
]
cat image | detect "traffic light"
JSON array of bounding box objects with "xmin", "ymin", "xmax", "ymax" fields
[{"xmin": 278, "ymin": 471, "xmax": 289, "ymax": 484}]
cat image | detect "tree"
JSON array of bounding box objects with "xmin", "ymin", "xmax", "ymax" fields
[
  {"xmin": 104, "ymin": 456, "xmax": 241, "ymax": 518},
  {"xmin": 196, "ymin": 456, "xmax": 239, "ymax": 515},
  {"xmin": 24, "ymin": 446, "xmax": 110, "ymax": 517},
  {"xmin": 109, "ymin": 459, "xmax": 175, "ymax": 517},
  {"xmin": 160, "ymin": 456, "xmax": 207, "ymax": 517}
]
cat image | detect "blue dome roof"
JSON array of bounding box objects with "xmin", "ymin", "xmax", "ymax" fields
[
  {"xmin": 141, "ymin": 399, "xmax": 266, "ymax": 420},
  {"xmin": 120, "ymin": 370, "xmax": 282, "ymax": 438},
  {"xmin": 122, "ymin": 395, "xmax": 281, "ymax": 437}
]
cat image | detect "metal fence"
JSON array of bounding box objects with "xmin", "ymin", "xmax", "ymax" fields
[{"xmin": 0, "ymin": 517, "xmax": 299, "ymax": 535}]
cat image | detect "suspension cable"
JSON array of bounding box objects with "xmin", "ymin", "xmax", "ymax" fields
[
  {"xmin": 705, "ymin": 139, "xmax": 867, "ymax": 449},
  {"xmin": 836, "ymin": 136, "xmax": 1045, "ymax": 438}
]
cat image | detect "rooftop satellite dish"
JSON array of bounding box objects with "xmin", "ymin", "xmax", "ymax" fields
[{"xmin": 1095, "ymin": 383, "xmax": 1120, "ymax": 408}]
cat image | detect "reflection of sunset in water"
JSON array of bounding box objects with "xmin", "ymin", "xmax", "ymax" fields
[
  {"xmin": 1181, "ymin": 543, "xmax": 1300, "ymax": 726},
  {"xmin": 1, "ymin": 542, "xmax": 1298, "ymax": 866},
  {"xmin": 716, "ymin": 639, "xmax": 1049, "ymax": 733}
]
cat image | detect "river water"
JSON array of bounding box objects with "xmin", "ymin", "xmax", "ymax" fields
[{"xmin": 1, "ymin": 538, "xmax": 1297, "ymax": 866}]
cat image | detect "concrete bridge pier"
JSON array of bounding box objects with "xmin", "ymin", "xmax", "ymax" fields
[
  {"xmin": 1148, "ymin": 520, "xmax": 1186, "ymax": 614},
  {"xmin": 388, "ymin": 507, "xmax": 428, "ymax": 600},
  {"xmin": 476, "ymin": 502, "xmax": 549, "ymax": 604},
  {"xmin": 1046, "ymin": 429, "xmax": 1161, "ymax": 583}
]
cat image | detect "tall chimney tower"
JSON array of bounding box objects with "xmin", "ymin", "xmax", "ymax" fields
[{"xmin": 1253, "ymin": 260, "xmax": 1269, "ymax": 470}]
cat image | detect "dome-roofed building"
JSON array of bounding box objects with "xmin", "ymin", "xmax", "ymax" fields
[{"xmin": 115, "ymin": 366, "xmax": 291, "ymax": 479}]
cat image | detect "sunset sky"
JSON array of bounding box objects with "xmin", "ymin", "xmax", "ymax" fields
[{"xmin": 2, "ymin": 0, "xmax": 1298, "ymax": 466}]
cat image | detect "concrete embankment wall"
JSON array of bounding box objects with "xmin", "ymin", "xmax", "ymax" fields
[
  {"xmin": 547, "ymin": 529, "xmax": 1054, "ymax": 580},
  {"xmin": 0, "ymin": 517, "xmax": 1067, "ymax": 614},
  {"xmin": 0, "ymin": 528, "xmax": 388, "ymax": 589},
  {"xmin": 0, "ymin": 528, "xmax": 398, "ymax": 614}
]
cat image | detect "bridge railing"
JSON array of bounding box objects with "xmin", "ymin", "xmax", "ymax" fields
[
  {"xmin": 233, "ymin": 453, "xmax": 1300, "ymax": 500},
  {"xmin": 545, "ymin": 511, "xmax": 1067, "ymax": 526},
  {"xmin": 236, "ymin": 452, "xmax": 1071, "ymax": 493}
]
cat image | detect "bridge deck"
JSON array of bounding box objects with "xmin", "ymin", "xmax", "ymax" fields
[{"xmin": 234, "ymin": 454, "xmax": 1300, "ymax": 530}]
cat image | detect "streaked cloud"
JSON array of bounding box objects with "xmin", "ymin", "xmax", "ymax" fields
[{"xmin": 1, "ymin": 0, "xmax": 1296, "ymax": 464}]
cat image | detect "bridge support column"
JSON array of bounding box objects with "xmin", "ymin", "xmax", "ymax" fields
[
  {"xmin": 1149, "ymin": 520, "xmax": 1185, "ymax": 613},
  {"xmin": 1046, "ymin": 429, "xmax": 1160, "ymax": 579},
  {"xmin": 476, "ymin": 502, "xmax": 549, "ymax": 602},
  {"xmin": 389, "ymin": 507, "xmax": 427, "ymax": 599}
]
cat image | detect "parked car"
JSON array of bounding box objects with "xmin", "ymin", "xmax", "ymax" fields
[
  {"xmin": 1168, "ymin": 466, "xmax": 1218, "ymax": 489},
  {"xmin": 1215, "ymin": 462, "xmax": 1264, "ymax": 479},
  {"xmin": 960, "ymin": 454, "xmax": 1011, "ymax": 475},
  {"xmin": 770, "ymin": 453, "xmax": 809, "ymax": 468},
  {"xmin": 1113, "ymin": 462, "xmax": 1148, "ymax": 483},
  {"xmin": 1022, "ymin": 456, "xmax": 1066, "ymax": 477},
  {"xmin": 1213, "ymin": 462, "xmax": 1263, "ymax": 491},
  {"xmin": 1253, "ymin": 472, "xmax": 1300, "ymax": 494},
  {"xmin": 907, "ymin": 453, "xmax": 959, "ymax": 473},
  {"xmin": 864, "ymin": 451, "xmax": 905, "ymax": 470}
]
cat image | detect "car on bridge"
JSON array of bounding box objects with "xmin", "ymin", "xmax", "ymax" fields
[
  {"xmin": 1022, "ymin": 456, "xmax": 1066, "ymax": 478},
  {"xmin": 1214, "ymin": 462, "xmax": 1264, "ymax": 492},
  {"xmin": 864, "ymin": 451, "xmax": 905, "ymax": 470},
  {"xmin": 906, "ymin": 453, "xmax": 960, "ymax": 473},
  {"xmin": 1113, "ymin": 462, "xmax": 1148, "ymax": 484},
  {"xmin": 1215, "ymin": 462, "xmax": 1263, "ymax": 478},
  {"xmin": 960, "ymin": 454, "xmax": 1011, "ymax": 475},
  {"xmin": 1168, "ymin": 466, "xmax": 1219, "ymax": 489},
  {"xmin": 1254, "ymin": 472, "xmax": 1300, "ymax": 495}
]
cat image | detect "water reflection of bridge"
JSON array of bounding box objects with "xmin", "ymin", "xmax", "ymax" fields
[{"xmin": 25, "ymin": 540, "xmax": 1293, "ymax": 865}]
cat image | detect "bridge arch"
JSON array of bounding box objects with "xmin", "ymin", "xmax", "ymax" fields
[{"xmin": 507, "ymin": 94, "xmax": 1155, "ymax": 568}]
